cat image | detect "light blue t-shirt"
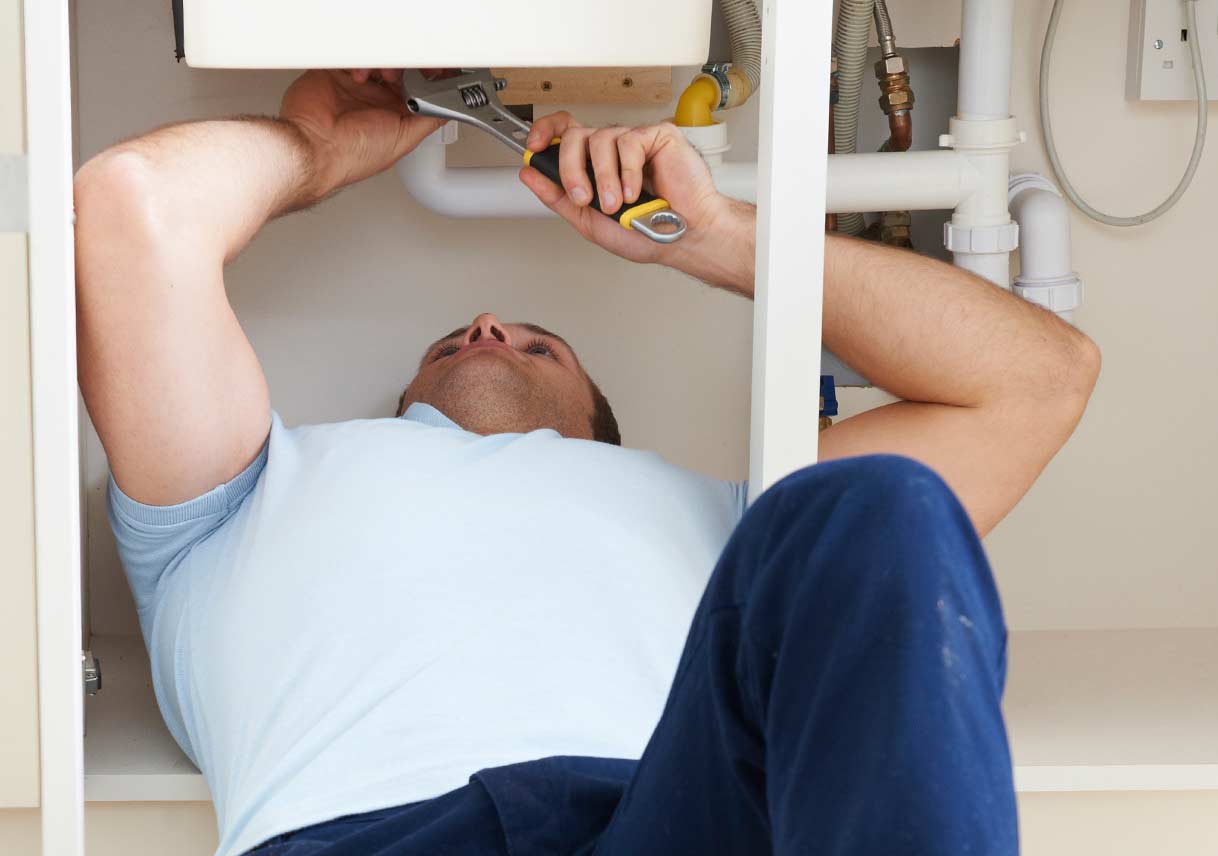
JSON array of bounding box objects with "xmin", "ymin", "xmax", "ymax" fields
[{"xmin": 108, "ymin": 404, "xmax": 746, "ymax": 856}]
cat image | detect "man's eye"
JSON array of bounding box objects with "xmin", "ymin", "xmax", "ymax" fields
[
  {"xmin": 525, "ymin": 340, "xmax": 557, "ymax": 358},
  {"xmin": 432, "ymin": 344, "xmax": 459, "ymax": 361}
]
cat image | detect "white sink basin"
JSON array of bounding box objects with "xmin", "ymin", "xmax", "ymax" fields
[{"xmin": 182, "ymin": 0, "xmax": 714, "ymax": 68}]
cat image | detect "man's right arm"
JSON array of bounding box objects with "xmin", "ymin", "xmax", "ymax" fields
[{"xmin": 75, "ymin": 70, "xmax": 440, "ymax": 506}]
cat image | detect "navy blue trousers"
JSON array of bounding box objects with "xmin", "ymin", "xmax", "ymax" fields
[{"xmin": 250, "ymin": 456, "xmax": 1017, "ymax": 856}]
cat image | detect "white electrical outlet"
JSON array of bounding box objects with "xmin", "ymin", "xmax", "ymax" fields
[{"xmin": 1127, "ymin": 0, "xmax": 1218, "ymax": 100}]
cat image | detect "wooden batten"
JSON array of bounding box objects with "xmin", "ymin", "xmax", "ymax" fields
[{"xmin": 492, "ymin": 67, "xmax": 672, "ymax": 106}]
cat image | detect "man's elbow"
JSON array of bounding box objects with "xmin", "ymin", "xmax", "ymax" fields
[
  {"xmin": 1060, "ymin": 326, "xmax": 1102, "ymax": 409},
  {"xmin": 1032, "ymin": 323, "xmax": 1102, "ymax": 432},
  {"xmin": 75, "ymin": 149, "xmax": 184, "ymax": 284},
  {"xmin": 75, "ymin": 149, "xmax": 162, "ymax": 239}
]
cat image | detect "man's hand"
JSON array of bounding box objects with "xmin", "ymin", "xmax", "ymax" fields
[
  {"xmin": 518, "ymin": 114, "xmax": 744, "ymax": 274},
  {"xmin": 280, "ymin": 69, "xmax": 443, "ymax": 201}
]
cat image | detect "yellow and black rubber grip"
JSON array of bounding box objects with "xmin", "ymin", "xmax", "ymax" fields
[{"xmin": 523, "ymin": 139, "xmax": 672, "ymax": 230}]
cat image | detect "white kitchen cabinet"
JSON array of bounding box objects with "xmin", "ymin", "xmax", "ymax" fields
[
  {"xmin": 0, "ymin": 0, "xmax": 40, "ymax": 809},
  {"xmin": 15, "ymin": 0, "xmax": 1218, "ymax": 854},
  {"xmin": 19, "ymin": 0, "xmax": 826, "ymax": 847}
]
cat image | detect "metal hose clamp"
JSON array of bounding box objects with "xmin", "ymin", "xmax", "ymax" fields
[{"xmin": 700, "ymin": 62, "xmax": 733, "ymax": 110}]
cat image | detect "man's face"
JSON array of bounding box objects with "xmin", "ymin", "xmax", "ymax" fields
[{"xmin": 399, "ymin": 313, "xmax": 598, "ymax": 440}]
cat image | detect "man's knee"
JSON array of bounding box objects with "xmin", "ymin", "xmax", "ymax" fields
[
  {"xmin": 769, "ymin": 453, "xmax": 953, "ymax": 509},
  {"xmin": 729, "ymin": 455, "xmax": 1006, "ymax": 677},
  {"xmin": 735, "ymin": 455, "xmax": 992, "ymax": 619},
  {"xmin": 754, "ymin": 454, "xmax": 967, "ymax": 545}
]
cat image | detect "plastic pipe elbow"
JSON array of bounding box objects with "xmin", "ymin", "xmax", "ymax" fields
[
  {"xmin": 1008, "ymin": 174, "xmax": 1083, "ymax": 320},
  {"xmin": 675, "ymin": 75, "xmax": 721, "ymax": 127}
]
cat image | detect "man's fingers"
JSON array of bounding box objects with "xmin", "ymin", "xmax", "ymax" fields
[
  {"xmin": 519, "ymin": 166, "xmax": 588, "ymax": 234},
  {"xmin": 380, "ymin": 69, "xmax": 402, "ymax": 84},
  {"xmin": 526, "ymin": 111, "xmax": 579, "ymax": 152},
  {"xmin": 557, "ymin": 128, "xmax": 595, "ymax": 207},
  {"xmin": 617, "ymin": 126, "xmax": 661, "ymax": 204},
  {"xmin": 395, "ymin": 115, "xmax": 445, "ymax": 160},
  {"xmin": 519, "ymin": 165, "xmax": 567, "ymax": 208},
  {"xmin": 616, "ymin": 130, "xmax": 648, "ymax": 204},
  {"xmin": 349, "ymin": 69, "xmax": 372, "ymax": 85},
  {"xmin": 588, "ymin": 128, "xmax": 629, "ymax": 215}
]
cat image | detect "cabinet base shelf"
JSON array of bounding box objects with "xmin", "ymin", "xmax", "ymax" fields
[{"xmin": 85, "ymin": 629, "xmax": 1218, "ymax": 802}]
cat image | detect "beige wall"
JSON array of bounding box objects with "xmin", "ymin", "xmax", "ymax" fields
[
  {"xmin": 0, "ymin": 0, "xmax": 41, "ymax": 810},
  {"xmin": 76, "ymin": 0, "xmax": 1218, "ymax": 638},
  {"xmin": 836, "ymin": 0, "xmax": 1218, "ymax": 632},
  {"xmin": 986, "ymin": 0, "xmax": 1218, "ymax": 630},
  {"xmin": 75, "ymin": 0, "xmax": 760, "ymax": 637}
]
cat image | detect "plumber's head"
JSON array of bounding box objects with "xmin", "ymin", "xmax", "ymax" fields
[{"xmin": 397, "ymin": 313, "xmax": 621, "ymax": 445}]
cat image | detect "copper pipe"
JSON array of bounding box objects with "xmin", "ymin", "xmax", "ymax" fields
[{"xmin": 883, "ymin": 109, "xmax": 913, "ymax": 153}]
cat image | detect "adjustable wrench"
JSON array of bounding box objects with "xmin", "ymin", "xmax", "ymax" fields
[{"xmin": 401, "ymin": 68, "xmax": 687, "ymax": 244}]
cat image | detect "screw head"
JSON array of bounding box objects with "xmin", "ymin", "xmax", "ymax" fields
[{"xmin": 1154, "ymin": 38, "xmax": 1165, "ymax": 49}]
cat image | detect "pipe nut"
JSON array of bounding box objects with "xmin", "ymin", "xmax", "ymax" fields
[
  {"xmin": 875, "ymin": 55, "xmax": 907, "ymax": 76},
  {"xmin": 878, "ymin": 87, "xmax": 914, "ymax": 112}
]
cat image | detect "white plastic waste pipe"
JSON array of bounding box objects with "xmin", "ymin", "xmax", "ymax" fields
[
  {"xmin": 946, "ymin": 0, "xmax": 1018, "ymax": 287},
  {"xmin": 827, "ymin": 152, "xmax": 978, "ymax": 213},
  {"xmin": 397, "ymin": 129, "xmax": 978, "ymax": 218},
  {"xmin": 395, "ymin": 127, "xmax": 553, "ymax": 219},
  {"xmin": 716, "ymin": 152, "xmax": 979, "ymax": 212},
  {"xmin": 1008, "ymin": 173, "xmax": 1082, "ymax": 323},
  {"xmin": 957, "ymin": 0, "xmax": 1014, "ymax": 120}
]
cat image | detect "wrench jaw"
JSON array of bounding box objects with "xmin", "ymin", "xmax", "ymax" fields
[{"xmin": 401, "ymin": 68, "xmax": 531, "ymax": 154}]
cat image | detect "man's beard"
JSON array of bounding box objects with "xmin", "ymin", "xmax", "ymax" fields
[{"xmin": 417, "ymin": 357, "xmax": 579, "ymax": 438}]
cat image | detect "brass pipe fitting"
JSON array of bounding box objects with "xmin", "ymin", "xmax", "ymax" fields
[
  {"xmin": 875, "ymin": 54, "xmax": 915, "ymax": 153},
  {"xmin": 878, "ymin": 211, "xmax": 913, "ymax": 248},
  {"xmin": 873, "ymin": 52, "xmax": 915, "ymax": 247}
]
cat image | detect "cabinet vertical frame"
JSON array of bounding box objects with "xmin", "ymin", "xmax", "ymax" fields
[
  {"xmin": 748, "ymin": 0, "xmax": 831, "ymax": 500},
  {"xmin": 25, "ymin": 0, "xmax": 85, "ymax": 854}
]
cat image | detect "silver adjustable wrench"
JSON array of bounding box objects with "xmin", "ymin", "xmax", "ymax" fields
[{"xmin": 401, "ymin": 68, "xmax": 687, "ymax": 244}]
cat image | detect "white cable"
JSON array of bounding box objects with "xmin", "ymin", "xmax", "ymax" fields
[{"xmin": 1040, "ymin": 0, "xmax": 1208, "ymax": 226}]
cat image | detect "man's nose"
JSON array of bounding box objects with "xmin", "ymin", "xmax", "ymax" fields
[{"xmin": 463, "ymin": 313, "xmax": 511, "ymax": 346}]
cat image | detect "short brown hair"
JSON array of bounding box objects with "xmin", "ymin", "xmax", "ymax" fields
[{"xmin": 587, "ymin": 376, "xmax": 621, "ymax": 446}]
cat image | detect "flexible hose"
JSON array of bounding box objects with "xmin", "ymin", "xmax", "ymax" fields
[
  {"xmin": 873, "ymin": 0, "xmax": 896, "ymax": 55},
  {"xmin": 720, "ymin": 0, "xmax": 762, "ymax": 95},
  {"xmin": 1041, "ymin": 0, "xmax": 1208, "ymax": 226},
  {"xmin": 833, "ymin": 0, "xmax": 876, "ymax": 235}
]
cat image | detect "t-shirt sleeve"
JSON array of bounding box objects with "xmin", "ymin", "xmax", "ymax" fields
[
  {"xmin": 107, "ymin": 438, "xmax": 269, "ymax": 619},
  {"xmin": 731, "ymin": 480, "xmax": 749, "ymax": 522}
]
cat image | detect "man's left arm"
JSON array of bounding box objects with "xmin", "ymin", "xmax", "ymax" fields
[{"xmin": 521, "ymin": 117, "xmax": 1100, "ymax": 537}]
